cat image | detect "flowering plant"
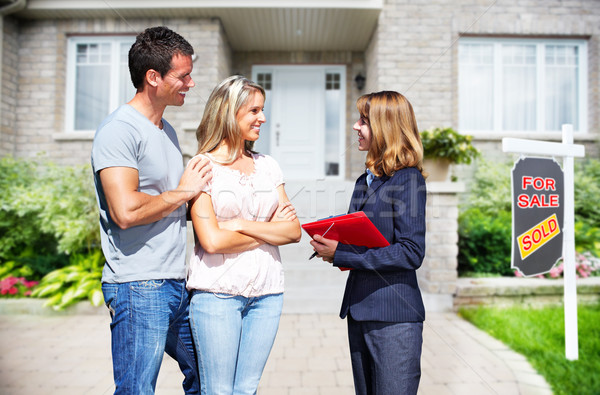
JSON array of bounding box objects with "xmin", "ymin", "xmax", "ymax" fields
[
  {"xmin": 420, "ymin": 127, "xmax": 480, "ymax": 165},
  {"xmin": 514, "ymin": 251, "xmax": 600, "ymax": 279},
  {"xmin": 0, "ymin": 276, "xmax": 39, "ymax": 297}
]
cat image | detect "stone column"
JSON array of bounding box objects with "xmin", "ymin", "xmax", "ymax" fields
[{"xmin": 419, "ymin": 182, "xmax": 465, "ymax": 312}]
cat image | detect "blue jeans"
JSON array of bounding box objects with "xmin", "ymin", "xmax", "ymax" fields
[
  {"xmin": 102, "ymin": 280, "xmax": 200, "ymax": 395},
  {"xmin": 347, "ymin": 315, "xmax": 423, "ymax": 395},
  {"xmin": 189, "ymin": 291, "xmax": 283, "ymax": 395}
]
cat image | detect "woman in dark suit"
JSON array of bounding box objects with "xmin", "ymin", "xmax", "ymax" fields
[{"xmin": 310, "ymin": 90, "xmax": 427, "ymax": 395}]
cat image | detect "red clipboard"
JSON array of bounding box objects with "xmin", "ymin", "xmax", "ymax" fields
[{"xmin": 302, "ymin": 211, "xmax": 389, "ymax": 270}]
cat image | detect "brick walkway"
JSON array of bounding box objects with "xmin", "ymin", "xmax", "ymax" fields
[{"xmin": 0, "ymin": 309, "xmax": 552, "ymax": 395}]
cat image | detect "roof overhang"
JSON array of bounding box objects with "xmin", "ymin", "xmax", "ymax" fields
[{"xmin": 13, "ymin": 0, "xmax": 383, "ymax": 51}]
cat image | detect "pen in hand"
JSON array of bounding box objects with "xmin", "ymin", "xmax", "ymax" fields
[{"xmin": 308, "ymin": 222, "xmax": 335, "ymax": 260}]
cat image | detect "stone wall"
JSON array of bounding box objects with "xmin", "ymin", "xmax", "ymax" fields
[
  {"xmin": 454, "ymin": 277, "xmax": 600, "ymax": 310},
  {"xmin": 171, "ymin": 19, "xmax": 232, "ymax": 158},
  {"xmin": 0, "ymin": 17, "xmax": 18, "ymax": 157},
  {"xmin": 417, "ymin": 182, "xmax": 464, "ymax": 310},
  {"xmin": 418, "ymin": 182, "xmax": 465, "ymax": 311},
  {"xmin": 15, "ymin": 20, "xmax": 66, "ymax": 162}
]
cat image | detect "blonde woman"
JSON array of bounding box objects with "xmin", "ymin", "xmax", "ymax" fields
[
  {"xmin": 187, "ymin": 75, "xmax": 301, "ymax": 395},
  {"xmin": 310, "ymin": 91, "xmax": 427, "ymax": 395}
]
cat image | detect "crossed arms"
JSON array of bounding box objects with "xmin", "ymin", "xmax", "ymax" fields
[{"xmin": 190, "ymin": 185, "xmax": 301, "ymax": 254}]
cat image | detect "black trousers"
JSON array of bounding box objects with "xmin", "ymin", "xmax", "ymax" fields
[{"xmin": 347, "ymin": 315, "xmax": 423, "ymax": 395}]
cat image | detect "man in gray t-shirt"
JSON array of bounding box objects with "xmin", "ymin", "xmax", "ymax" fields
[
  {"xmin": 91, "ymin": 26, "xmax": 211, "ymax": 394},
  {"xmin": 93, "ymin": 105, "xmax": 189, "ymax": 283}
]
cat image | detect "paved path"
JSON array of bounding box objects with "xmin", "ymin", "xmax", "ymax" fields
[{"xmin": 0, "ymin": 309, "xmax": 552, "ymax": 395}]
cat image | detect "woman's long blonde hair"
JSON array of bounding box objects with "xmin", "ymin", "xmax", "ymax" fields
[
  {"xmin": 195, "ymin": 75, "xmax": 265, "ymax": 163},
  {"xmin": 356, "ymin": 91, "xmax": 426, "ymax": 178}
]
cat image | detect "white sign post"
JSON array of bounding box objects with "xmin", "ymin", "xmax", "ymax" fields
[{"xmin": 502, "ymin": 124, "xmax": 585, "ymax": 360}]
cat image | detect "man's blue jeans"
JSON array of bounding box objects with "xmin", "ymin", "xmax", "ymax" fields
[
  {"xmin": 189, "ymin": 291, "xmax": 283, "ymax": 395},
  {"xmin": 102, "ymin": 279, "xmax": 200, "ymax": 394}
]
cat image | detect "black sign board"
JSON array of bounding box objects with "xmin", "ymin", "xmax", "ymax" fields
[{"xmin": 511, "ymin": 157, "xmax": 564, "ymax": 276}]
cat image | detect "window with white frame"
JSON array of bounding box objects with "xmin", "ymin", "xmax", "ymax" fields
[
  {"xmin": 458, "ymin": 37, "xmax": 587, "ymax": 134},
  {"xmin": 66, "ymin": 36, "xmax": 136, "ymax": 133}
]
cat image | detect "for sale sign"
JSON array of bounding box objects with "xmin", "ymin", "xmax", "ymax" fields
[{"xmin": 511, "ymin": 157, "xmax": 564, "ymax": 276}]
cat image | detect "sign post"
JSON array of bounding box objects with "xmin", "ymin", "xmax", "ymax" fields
[{"xmin": 502, "ymin": 124, "xmax": 585, "ymax": 360}]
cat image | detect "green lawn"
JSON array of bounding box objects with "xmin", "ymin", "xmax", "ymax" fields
[{"xmin": 459, "ymin": 303, "xmax": 600, "ymax": 395}]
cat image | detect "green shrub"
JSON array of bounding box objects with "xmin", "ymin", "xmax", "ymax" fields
[
  {"xmin": 458, "ymin": 159, "xmax": 513, "ymax": 275},
  {"xmin": 0, "ymin": 156, "xmax": 100, "ymax": 280},
  {"xmin": 0, "ymin": 156, "xmax": 104, "ymax": 307},
  {"xmin": 458, "ymin": 208, "xmax": 513, "ymax": 276},
  {"xmin": 0, "ymin": 254, "xmax": 69, "ymax": 282},
  {"xmin": 31, "ymin": 249, "xmax": 104, "ymax": 310},
  {"xmin": 11, "ymin": 160, "xmax": 99, "ymax": 254},
  {"xmin": 575, "ymin": 158, "xmax": 600, "ymax": 227},
  {"xmin": 574, "ymin": 221, "xmax": 600, "ymax": 258},
  {"xmin": 0, "ymin": 157, "xmax": 65, "ymax": 277},
  {"xmin": 463, "ymin": 159, "xmax": 512, "ymax": 213},
  {"xmin": 420, "ymin": 127, "xmax": 480, "ymax": 164}
]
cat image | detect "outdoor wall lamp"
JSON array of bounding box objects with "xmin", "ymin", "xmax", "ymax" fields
[{"xmin": 354, "ymin": 73, "xmax": 366, "ymax": 90}]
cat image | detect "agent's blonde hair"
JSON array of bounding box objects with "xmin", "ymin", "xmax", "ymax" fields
[
  {"xmin": 196, "ymin": 75, "xmax": 265, "ymax": 163},
  {"xmin": 356, "ymin": 91, "xmax": 426, "ymax": 178}
]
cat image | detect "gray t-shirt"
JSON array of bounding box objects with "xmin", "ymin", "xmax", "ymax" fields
[{"xmin": 91, "ymin": 104, "xmax": 187, "ymax": 283}]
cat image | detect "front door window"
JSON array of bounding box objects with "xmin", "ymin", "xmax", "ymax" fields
[{"xmin": 325, "ymin": 72, "xmax": 342, "ymax": 176}]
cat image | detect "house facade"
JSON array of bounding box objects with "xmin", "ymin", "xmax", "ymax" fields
[
  {"xmin": 1, "ymin": 0, "xmax": 598, "ymax": 310},
  {"xmin": 2, "ymin": 0, "xmax": 598, "ymax": 170}
]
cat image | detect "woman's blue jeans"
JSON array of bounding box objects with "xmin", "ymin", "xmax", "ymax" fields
[
  {"xmin": 102, "ymin": 279, "xmax": 200, "ymax": 394},
  {"xmin": 189, "ymin": 291, "xmax": 283, "ymax": 395}
]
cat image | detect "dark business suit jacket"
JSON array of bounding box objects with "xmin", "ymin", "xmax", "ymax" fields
[{"xmin": 333, "ymin": 167, "xmax": 426, "ymax": 323}]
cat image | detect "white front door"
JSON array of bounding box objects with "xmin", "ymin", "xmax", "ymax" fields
[
  {"xmin": 253, "ymin": 65, "xmax": 345, "ymax": 180},
  {"xmin": 272, "ymin": 67, "xmax": 324, "ymax": 179}
]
